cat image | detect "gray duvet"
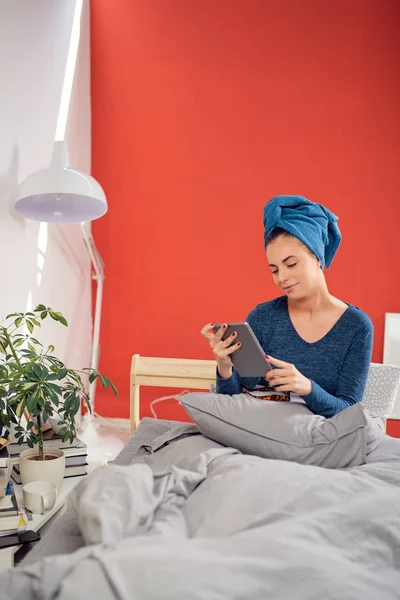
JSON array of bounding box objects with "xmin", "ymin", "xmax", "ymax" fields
[{"xmin": 2, "ymin": 421, "xmax": 400, "ymax": 600}]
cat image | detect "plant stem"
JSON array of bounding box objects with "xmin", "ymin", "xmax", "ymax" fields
[
  {"xmin": 3, "ymin": 331, "xmax": 24, "ymax": 374},
  {"xmin": 36, "ymin": 412, "xmax": 44, "ymax": 461}
]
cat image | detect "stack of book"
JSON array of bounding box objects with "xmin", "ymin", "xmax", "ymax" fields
[
  {"xmin": 0, "ymin": 481, "xmax": 25, "ymax": 534},
  {"xmin": 9, "ymin": 431, "xmax": 88, "ymax": 485}
]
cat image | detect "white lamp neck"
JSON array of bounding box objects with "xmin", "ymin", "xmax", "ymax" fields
[{"xmin": 51, "ymin": 140, "xmax": 70, "ymax": 169}]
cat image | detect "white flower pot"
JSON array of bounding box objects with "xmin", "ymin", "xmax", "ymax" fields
[{"xmin": 19, "ymin": 448, "xmax": 65, "ymax": 493}]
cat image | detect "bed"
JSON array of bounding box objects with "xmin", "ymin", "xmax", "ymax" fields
[
  {"xmin": 19, "ymin": 417, "xmax": 179, "ymax": 564},
  {"xmin": 2, "ymin": 357, "xmax": 400, "ymax": 599}
]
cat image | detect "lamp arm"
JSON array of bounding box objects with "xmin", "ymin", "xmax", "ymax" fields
[{"xmin": 80, "ymin": 222, "xmax": 105, "ymax": 413}]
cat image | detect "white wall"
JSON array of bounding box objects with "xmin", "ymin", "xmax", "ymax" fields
[{"xmin": 0, "ymin": 0, "xmax": 92, "ymax": 372}]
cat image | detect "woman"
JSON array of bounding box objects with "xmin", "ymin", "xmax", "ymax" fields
[{"xmin": 201, "ymin": 195, "xmax": 373, "ymax": 418}]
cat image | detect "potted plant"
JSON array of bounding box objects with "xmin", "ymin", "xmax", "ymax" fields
[{"xmin": 0, "ymin": 304, "xmax": 117, "ymax": 491}]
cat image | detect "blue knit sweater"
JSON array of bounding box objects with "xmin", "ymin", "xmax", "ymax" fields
[{"xmin": 216, "ymin": 297, "xmax": 373, "ymax": 418}]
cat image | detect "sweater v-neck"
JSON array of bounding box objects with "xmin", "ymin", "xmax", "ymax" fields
[{"xmin": 283, "ymin": 296, "xmax": 351, "ymax": 346}]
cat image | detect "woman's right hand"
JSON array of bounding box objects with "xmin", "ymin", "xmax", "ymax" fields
[{"xmin": 200, "ymin": 323, "xmax": 241, "ymax": 379}]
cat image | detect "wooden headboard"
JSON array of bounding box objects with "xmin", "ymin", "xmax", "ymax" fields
[{"xmin": 130, "ymin": 354, "xmax": 217, "ymax": 434}]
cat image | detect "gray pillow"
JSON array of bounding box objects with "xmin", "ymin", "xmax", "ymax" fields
[{"xmin": 178, "ymin": 392, "xmax": 368, "ymax": 468}]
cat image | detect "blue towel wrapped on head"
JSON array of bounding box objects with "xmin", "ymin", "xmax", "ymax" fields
[{"xmin": 263, "ymin": 195, "xmax": 341, "ymax": 269}]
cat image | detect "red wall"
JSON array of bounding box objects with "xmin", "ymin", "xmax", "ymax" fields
[{"xmin": 90, "ymin": 0, "xmax": 400, "ymax": 430}]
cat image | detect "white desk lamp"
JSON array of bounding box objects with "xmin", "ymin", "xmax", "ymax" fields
[{"xmin": 14, "ymin": 140, "xmax": 107, "ymax": 417}]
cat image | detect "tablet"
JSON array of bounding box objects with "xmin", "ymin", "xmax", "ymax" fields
[{"xmin": 214, "ymin": 322, "xmax": 272, "ymax": 378}]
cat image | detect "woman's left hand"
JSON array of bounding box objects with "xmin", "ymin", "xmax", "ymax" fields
[{"xmin": 264, "ymin": 356, "xmax": 312, "ymax": 397}]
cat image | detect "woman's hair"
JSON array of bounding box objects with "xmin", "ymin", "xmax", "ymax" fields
[
  {"xmin": 265, "ymin": 227, "xmax": 296, "ymax": 248},
  {"xmin": 266, "ymin": 226, "xmax": 320, "ymax": 265}
]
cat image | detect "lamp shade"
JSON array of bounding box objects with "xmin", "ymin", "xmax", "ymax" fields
[{"xmin": 14, "ymin": 141, "xmax": 107, "ymax": 223}]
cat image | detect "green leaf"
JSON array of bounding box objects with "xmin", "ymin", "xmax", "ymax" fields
[
  {"xmin": 58, "ymin": 315, "xmax": 68, "ymax": 327},
  {"xmin": 47, "ymin": 367, "xmax": 67, "ymax": 381},
  {"xmin": 63, "ymin": 391, "xmax": 74, "ymax": 403},
  {"xmin": 27, "ymin": 396, "xmax": 38, "ymax": 413},
  {"xmin": 99, "ymin": 374, "xmax": 109, "ymax": 389},
  {"xmin": 27, "ymin": 343, "xmax": 36, "ymax": 352},
  {"xmin": 45, "ymin": 403, "xmax": 54, "ymax": 415},
  {"xmin": 62, "ymin": 431, "xmax": 70, "ymax": 443},
  {"xmin": 30, "ymin": 338, "xmax": 42, "ymax": 346},
  {"xmin": 44, "ymin": 385, "xmax": 59, "ymax": 404},
  {"xmin": 40, "ymin": 312, "xmax": 47, "ymax": 320},
  {"xmin": 66, "ymin": 370, "xmax": 84, "ymax": 386},
  {"xmin": 47, "ymin": 382, "xmax": 62, "ymax": 395},
  {"xmin": 22, "ymin": 382, "xmax": 37, "ymax": 390},
  {"xmin": 49, "ymin": 312, "xmax": 59, "ymax": 322},
  {"xmin": 109, "ymin": 380, "xmax": 118, "ymax": 396},
  {"xmin": 26, "ymin": 321, "xmax": 34, "ymax": 334},
  {"xmin": 0, "ymin": 341, "xmax": 7, "ymax": 355},
  {"xmin": 30, "ymin": 318, "xmax": 41, "ymax": 326},
  {"xmin": 16, "ymin": 399, "xmax": 26, "ymax": 417},
  {"xmin": 27, "ymin": 421, "xmax": 35, "ymax": 430},
  {"xmin": 6, "ymin": 313, "xmax": 18, "ymax": 319},
  {"xmin": 63, "ymin": 396, "xmax": 73, "ymax": 412},
  {"xmin": 47, "ymin": 372, "xmax": 62, "ymax": 381},
  {"xmin": 32, "ymin": 364, "xmax": 48, "ymax": 380},
  {"xmin": 32, "ymin": 364, "xmax": 43, "ymax": 379},
  {"xmin": 83, "ymin": 397, "xmax": 92, "ymax": 414},
  {"xmin": 27, "ymin": 439, "xmax": 34, "ymax": 449},
  {"xmin": 15, "ymin": 317, "xmax": 23, "ymax": 328},
  {"xmin": 41, "ymin": 365, "xmax": 50, "ymax": 378},
  {"xmin": 35, "ymin": 304, "xmax": 47, "ymax": 312},
  {"xmin": 71, "ymin": 396, "xmax": 81, "ymax": 415},
  {"xmin": 48, "ymin": 345, "xmax": 55, "ymax": 353}
]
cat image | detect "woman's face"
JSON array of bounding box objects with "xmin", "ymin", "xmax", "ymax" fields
[{"xmin": 266, "ymin": 235, "xmax": 321, "ymax": 299}]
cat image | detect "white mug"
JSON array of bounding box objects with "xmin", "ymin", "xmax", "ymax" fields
[{"xmin": 23, "ymin": 480, "xmax": 57, "ymax": 514}]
